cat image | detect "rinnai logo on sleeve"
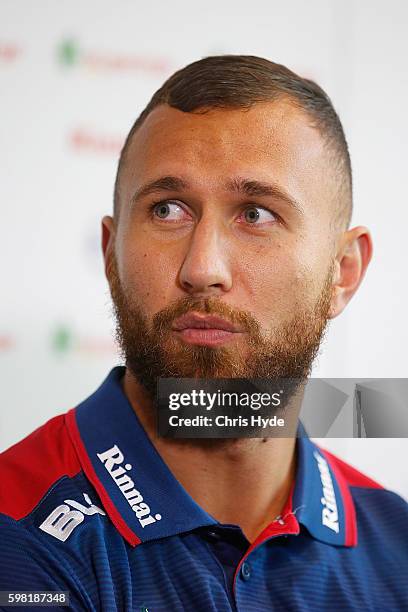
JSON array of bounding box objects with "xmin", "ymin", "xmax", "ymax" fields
[
  {"xmin": 313, "ymin": 451, "xmax": 339, "ymax": 533},
  {"xmin": 39, "ymin": 493, "xmax": 106, "ymax": 542},
  {"xmin": 97, "ymin": 444, "xmax": 162, "ymax": 528}
]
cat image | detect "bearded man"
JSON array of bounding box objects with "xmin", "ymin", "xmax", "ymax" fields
[{"xmin": 1, "ymin": 55, "xmax": 407, "ymax": 612}]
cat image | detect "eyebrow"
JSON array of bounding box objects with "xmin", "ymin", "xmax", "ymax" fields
[{"xmin": 131, "ymin": 175, "xmax": 303, "ymax": 215}]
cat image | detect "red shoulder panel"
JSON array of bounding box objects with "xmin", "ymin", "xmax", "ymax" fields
[
  {"xmin": 321, "ymin": 448, "xmax": 384, "ymax": 490},
  {"xmin": 0, "ymin": 413, "xmax": 81, "ymax": 520}
]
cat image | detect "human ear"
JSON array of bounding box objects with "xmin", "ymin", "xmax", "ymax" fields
[{"xmin": 329, "ymin": 226, "xmax": 373, "ymax": 319}]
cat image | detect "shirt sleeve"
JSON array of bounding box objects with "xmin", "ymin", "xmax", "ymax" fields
[{"xmin": 0, "ymin": 514, "xmax": 92, "ymax": 611}]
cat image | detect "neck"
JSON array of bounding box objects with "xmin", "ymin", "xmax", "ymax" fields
[{"xmin": 122, "ymin": 368, "xmax": 300, "ymax": 543}]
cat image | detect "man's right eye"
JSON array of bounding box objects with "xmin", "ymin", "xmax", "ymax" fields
[{"xmin": 150, "ymin": 200, "xmax": 187, "ymax": 221}]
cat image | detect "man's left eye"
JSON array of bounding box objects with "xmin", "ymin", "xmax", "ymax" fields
[{"xmin": 241, "ymin": 206, "xmax": 277, "ymax": 224}]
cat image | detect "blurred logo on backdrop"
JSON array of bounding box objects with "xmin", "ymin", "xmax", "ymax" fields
[
  {"xmin": 0, "ymin": 327, "xmax": 114, "ymax": 357},
  {"xmin": 0, "ymin": 334, "xmax": 14, "ymax": 351},
  {"xmin": 57, "ymin": 38, "xmax": 172, "ymax": 75},
  {"xmin": 69, "ymin": 127, "xmax": 123, "ymax": 155},
  {"xmin": 51, "ymin": 324, "xmax": 115, "ymax": 357},
  {"xmin": 0, "ymin": 42, "xmax": 21, "ymax": 63}
]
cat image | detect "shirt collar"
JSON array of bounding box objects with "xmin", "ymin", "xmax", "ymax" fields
[
  {"xmin": 293, "ymin": 424, "xmax": 357, "ymax": 547},
  {"xmin": 65, "ymin": 366, "xmax": 357, "ymax": 548}
]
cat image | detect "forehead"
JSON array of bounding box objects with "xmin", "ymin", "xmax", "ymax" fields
[{"xmin": 120, "ymin": 100, "xmax": 334, "ymax": 217}]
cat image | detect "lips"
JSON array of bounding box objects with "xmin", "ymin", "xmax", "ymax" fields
[{"xmin": 171, "ymin": 313, "xmax": 242, "ymax": 333}]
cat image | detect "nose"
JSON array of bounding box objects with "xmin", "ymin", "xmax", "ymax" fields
[{"xmin": 178, "ymin": 217, "xmax": 233, "ymax": 296}]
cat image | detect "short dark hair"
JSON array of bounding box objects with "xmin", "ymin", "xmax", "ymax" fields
[{"xmin": 114, "ymin": 54, "xmax": 352, "ymax": 228}]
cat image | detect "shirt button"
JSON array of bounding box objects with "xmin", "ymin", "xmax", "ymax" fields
[{"xmin": 240, "ymin": 561, "xmax": 251, "ymax": 581}]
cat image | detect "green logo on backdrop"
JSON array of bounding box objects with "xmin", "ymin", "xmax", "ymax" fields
[
  {"xmin": 52, "ymin": 324, "xmax": 73, "ymax": 353},
  {"xmin": 57, "ymin": 39, "xmax": 80, "ymax": 66}
]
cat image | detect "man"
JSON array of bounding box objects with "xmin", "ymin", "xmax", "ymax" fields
[{"xmin": 0, "ymin": 55, "xmax": 407, "ymax": 611}]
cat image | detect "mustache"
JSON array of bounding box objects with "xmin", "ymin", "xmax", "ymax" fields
[{"xmin": 151, "ymin": 295, "xmax": 262, "ymax": 337}]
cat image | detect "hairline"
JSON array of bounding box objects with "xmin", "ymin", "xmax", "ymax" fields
[{"xmin": 114, "ymin": 98, "xmax": 352, "ymax": 231}]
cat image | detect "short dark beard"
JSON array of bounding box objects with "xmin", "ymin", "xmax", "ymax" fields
[{"xmin": 107, "ymin": 253, "xmax": 333, "ymax": 401}]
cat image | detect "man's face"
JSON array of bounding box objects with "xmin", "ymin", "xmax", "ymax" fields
[{"xmin": 104, "ymin": 100, "xmax": 338, "ymax": 397}]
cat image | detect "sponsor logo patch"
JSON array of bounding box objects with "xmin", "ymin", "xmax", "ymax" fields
[
  {"xmin": 39, "ymin": 492, "xmax": 105, "ymax": 542},
  {"xmin": 313, "ymin": 451, "xmax": 339, "ymax": 533},
  {"xmin": 97, "ymin": 444, "xmax": 162, "ymax": 528}
]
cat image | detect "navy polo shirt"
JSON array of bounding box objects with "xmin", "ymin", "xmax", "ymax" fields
[{"xmin": 0, "ymin": 366, "xmax": 407, "ymax": 611}]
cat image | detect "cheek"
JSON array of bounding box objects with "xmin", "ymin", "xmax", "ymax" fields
[
  {"xmin": 118, "ymin": 240, "xmax": 178, "ymax": 315},
  {"xmin": 235, "ymin": 241, "xmax": 305, "ymax": 294},
  {"xmin": 233, "ymin": 241, "xmax": 318, "ymax": 321}
]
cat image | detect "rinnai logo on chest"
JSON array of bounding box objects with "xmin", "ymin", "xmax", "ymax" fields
[
  {"xmin": 313, "ymin": 451, "xmax": 339, "ymax": 533},
  {"xmin": 97, "ymin": 444, "xmax": 162, "ymax": 528}
]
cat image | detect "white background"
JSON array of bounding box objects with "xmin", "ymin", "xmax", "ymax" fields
[{"xmin": 1, "ymin": 0, "xmax": 407, "ymax": 498}]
